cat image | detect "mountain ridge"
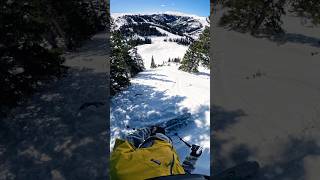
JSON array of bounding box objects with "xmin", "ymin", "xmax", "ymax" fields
[{"xmin": 111, "ymin": 12, "xmax": 209, "ymax": 40}]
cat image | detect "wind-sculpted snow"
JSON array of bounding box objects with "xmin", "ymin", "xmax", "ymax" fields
[{"xmin": 111, "ymin": 64, "xmax": 210, "ymax": 175}]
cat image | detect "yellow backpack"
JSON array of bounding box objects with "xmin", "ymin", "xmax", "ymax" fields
[{"xmin": 110, "ymin": 139, "xmax": 185, "ymax": 180}]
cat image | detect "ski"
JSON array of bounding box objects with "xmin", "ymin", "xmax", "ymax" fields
[{"xmin": 127, "ymin": 113, "xmax": 192, "ymax": 133}]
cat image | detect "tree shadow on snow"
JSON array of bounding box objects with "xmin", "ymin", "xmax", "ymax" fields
[
  {"xmin": 135, "ymin": 73, "xmax": 175, "ymax": 83},
  {"xmin": 0, "ymin": 68, "xmax": 109, "ymax": 180},
  {"xmin": 211, "ymin": 105, "xmax": 248, "ymax": 174},
  {"xmin": 271, "ymin": 33, "xmax": 320, "ymax": 48},
  {"xmin": 255, "ymin": 33, "xmax": 320, "ymax": 48},
  {"xmin": 211, "ymin": 104, "xmax": 320, "ymax": 180},
  {"xmin": 195, "ymin": 71, "xmax": 210, "ymax": 77},
  {"xmin": 66, "ymin": 32, "xmax": 108, "ymax": 58},
  {"xmin": 256, "ymin": 137, "xmax": 320, "ymax": 180},
  {"xmin": 111, "ymin": 83, "xmax": 187, "ymax": 130}
]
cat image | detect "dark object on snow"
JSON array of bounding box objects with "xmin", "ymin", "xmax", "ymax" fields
[
  {"xmin": 213, "ymin": 161, "xmax": 260, "ymax": 180},
  {"xmin": 79, "ymin": 102, "xmax": 105, "ymax": 110}
]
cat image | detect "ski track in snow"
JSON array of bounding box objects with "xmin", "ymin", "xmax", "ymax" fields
[{"xmin": 110, "ymin": 18, "xmax": 210, "ymax": 175}]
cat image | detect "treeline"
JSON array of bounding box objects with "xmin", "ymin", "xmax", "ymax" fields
[
  {"xmin": 128, "ymin": 37, "xmax": 152, "ymax": 46},
  {"xmin": 110, "ymin": 30, "xmax": 145, "ymax": 96},
  {"xmin": 164, "ymin": 38, "xmax": 193, "ymax": 46},
  {"xmin": 219, "ymin": 0, "xmax": 320, "ymax": 35},
  {"xmin": 179, "ymin": 26, "xmax": 210, "ymax": 73},
  {"xmin": 150, "ymin": 56, "xmax": 181, "ymax": 69},
  {"xmin": 0, "ymin": 0, "xmax": 108, "ymax": 114},
  {"xmin": 119, "ymin": 23, "xmax": 167, "ymax": 37}
]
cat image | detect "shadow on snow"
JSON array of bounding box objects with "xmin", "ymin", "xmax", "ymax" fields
[
  {"xmin": 211, "ymin": 104, "xmax": 320, "ymax": 180},
  {"xmin": 0, "ymin": 68, "xmax": 109, "ymax": 180}
]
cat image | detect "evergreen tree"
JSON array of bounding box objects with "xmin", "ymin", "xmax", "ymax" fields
[
  {"xmin": 150, "ymin": 56, "xmax": 156, "ymax": 68},
  {"xmin": 130, "ymin": 47, "xmax": 145, "ymax": 75},
  {"xmin": 219, "ymin": 0, "xmax": 286, "ymax": 35},
  {"xmin": 179, "ymin": 26, "xmax": 210, "ymax": 73},
  {"xmin": 290, "ymin": 0, "xmax": 320, "ymax": 25},
  {"xmin": 110, "ymin": 30, "xmax": 145, "ymax": 96},
  {"xmin": 110, "ymin": 30, "xmax": 131, "ymax": 96},
  {"xmin": 0, "ymin": 0, "xmax": 108, "ymax": 111}
]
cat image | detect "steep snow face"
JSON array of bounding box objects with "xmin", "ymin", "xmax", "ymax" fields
[
  {"xmin": 111, "ymin": 64, "xmax": 210, "ymax": 175},
  {"xmin": 111, "ymin": 12, "xmax": 209, "ymax": 39}
]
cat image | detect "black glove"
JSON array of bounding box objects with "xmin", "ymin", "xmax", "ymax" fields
[
  {"xmin": 150, "ymin": 126, "xmax": 166, "ymax": 135},
  {"xmin": 190, "ymin": 144, "xmax": 202, "ymax": 157}
]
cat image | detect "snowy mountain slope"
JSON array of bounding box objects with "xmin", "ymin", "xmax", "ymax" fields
[
  {"xmin": 111, "ymin": 12, "xmax": 209, "ymax": 68},
  {"xmin": 112, "ymin": 12, "xmax": 209, "ymax": 39},
  {"xmin": 111, "ymin": 64, "xmax": 210, "ymax": 175},
  {"xmin": 136, "ymin": 25, "xmax": 188, "ymax": 69}
]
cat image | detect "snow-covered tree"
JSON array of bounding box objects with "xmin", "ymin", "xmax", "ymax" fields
[
  {"xmin": 110, "ymin": 31, "xmax": 131, "ymax": 95},
  {"xmin": 130, "ymin": 47, "xmax": 145, "ymax": 75},
  {"xmin": 110, "ymin": 31, "xmax": 145, "ymax": 95},
  {"xmin": 179, "ymin": 26, "xmax": 210, "ymax": 73}
]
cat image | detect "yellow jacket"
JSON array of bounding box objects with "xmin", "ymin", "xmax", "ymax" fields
[{"xmin": 110, "ymin": 138, "xmax": 185, "ymax": 180}]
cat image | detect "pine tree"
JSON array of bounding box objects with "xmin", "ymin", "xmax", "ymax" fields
[
  {"xmin": 219, "ymin": 0, "xmax": 286, "ymax": 35},
  {"xmin": 110, "ymin": 31, "xmax": 131, "ymax": 95},
  {"xmin": 0, "ymin": 0, "xmax": 107, "ymax": 113},
  {"xmin": 291, "ymin": 0, "xmax": 320, "ymax": 25},
  {"xmin": 130, "ymin": 47, "xmax": 145, "ymax": 75},
  {"xmin": 150, "ymin": 56, "xmax": 156, "ymax": 68},
  {"xmin": 179, "ymin": 48, "xmax": 199, "ymax": 72},
  {"xmin": 179, "ymin": 26, "xmax": 210, "ymax": 73}
]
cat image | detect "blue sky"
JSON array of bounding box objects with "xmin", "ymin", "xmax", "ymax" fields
[{"xmin": 110, "ymin": 0, "xmax": 210, "ymax": 17}]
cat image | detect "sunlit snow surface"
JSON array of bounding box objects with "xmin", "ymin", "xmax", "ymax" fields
[{"xmin": 111, "ymin": 13, "xmax": 210, "ymax": 176}]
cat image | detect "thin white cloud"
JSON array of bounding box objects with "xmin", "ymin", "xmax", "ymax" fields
[{"xmin": 160, "ymin": 4, "xmax": 167, "ymax": 7}]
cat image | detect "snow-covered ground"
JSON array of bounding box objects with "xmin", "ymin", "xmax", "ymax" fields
[
  {"xmin": 111, "ymin": 13, "xmax": 210, "ymax": 175},
  {"xmin": 111, "ymin": 64, "xmax": 210, "ymax": 175},
  {"xmin": 213, "ymin": 6, "xmax": 320, "ymax": 179},
  {"xmin": 0, "ymin": 33, "xmax": 108, "ymax": 179},
  {"xmin": 136, "ymin": 27, "xmax": 188, "ymax": 69}
]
